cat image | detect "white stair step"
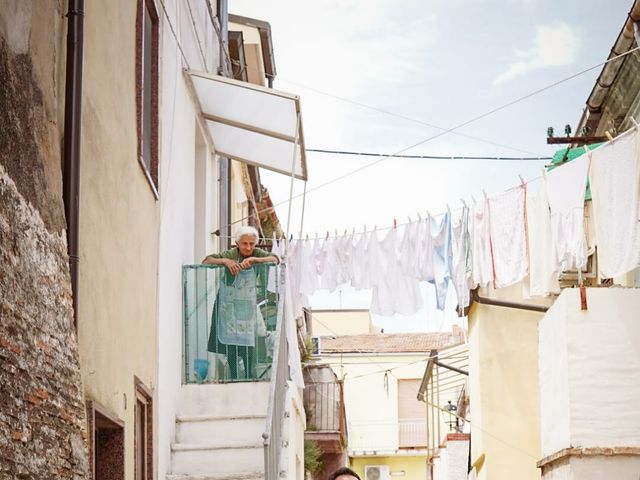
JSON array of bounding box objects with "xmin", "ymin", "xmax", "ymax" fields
[
  {"xmin": 171, "ymin": 444, "xmax": 264, "ymax": 476},
  {"xmin": 178, "ymin": 383, "xmax": 270, "ymax": 417},
  {"xmin": 166, "ymin": 473, "xmax": 263, "ymax": 480},
  {"xmin": 175, "ymin": 414, "xmax": 266, "ymax": 446}
]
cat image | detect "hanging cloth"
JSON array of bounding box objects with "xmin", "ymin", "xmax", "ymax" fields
[
  {"xmin": 589, "ymin": 126, "xmax": 640, "ymax": 278},
  {"xmin": 451, "ymin": 206, "xmax": 472, "ymax": 308},
  {"xmin": 526, "ymin": 178, "xmax": 560, "ymax": 296},
  {"xmin": 430, "ymin": 212, "xmax": 451, "ymax": 310},
  {"xmin": 546, "ymin": 154, "xmax": 590, "ymax": 271},
  {"xmin": 488, "ymin": 186, "xmax": 528, "ymax": 289},
  {"xmin": 471, "ymin": 198, "xmax": 493, "ymax": 288}
]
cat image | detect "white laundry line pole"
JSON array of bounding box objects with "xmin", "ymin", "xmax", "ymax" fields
[
  {"xmin": 285, "ymin": 111, "xmax": 301, "ymax": 247},
  {"xmin": 298, "ymin": 180, "xmax": 308, "ymax": 239}
]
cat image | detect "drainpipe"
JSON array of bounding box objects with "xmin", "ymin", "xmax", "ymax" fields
[
  {"xmin": 63, "ymin": 0, "xmax": 85, "ymax": 328},
  {"xmin": 471, "ymin": 289, "xmax": 549, "ymax": 313}
]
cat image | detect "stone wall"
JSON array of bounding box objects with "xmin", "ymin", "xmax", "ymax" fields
[
  {"xmin": 0, "ymin": 1, "xmax": 89, "ymax": 479},
  {"xmin": 0, "ymin": 165, "xmax": 88, "ymax": 479}
]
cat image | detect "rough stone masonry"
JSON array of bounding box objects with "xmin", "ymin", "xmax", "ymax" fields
[{"xmin": 0, "ymin": 164, "xmax": 88, "ymax": 479}]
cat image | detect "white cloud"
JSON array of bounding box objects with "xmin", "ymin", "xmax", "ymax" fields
[{"xmin": 494, "ymin": 21, "xmax": 580, "ymax": 85}]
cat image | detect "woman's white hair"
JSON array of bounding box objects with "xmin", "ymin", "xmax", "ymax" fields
[{"xmin": 234, "ymin": 226, "xmax": 259, "ymax": 243}]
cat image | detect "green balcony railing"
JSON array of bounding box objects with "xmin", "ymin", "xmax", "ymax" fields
[{"xmin": 182, "ymin": 263, "xmax": 279, "ymax": 383}]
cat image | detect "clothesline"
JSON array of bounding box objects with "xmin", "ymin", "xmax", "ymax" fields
[{"xmin": 279, "ymin": 123, "xmax": 640, "ymax": 317}]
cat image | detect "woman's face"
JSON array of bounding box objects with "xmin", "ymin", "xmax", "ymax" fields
[{"xmin": 236, "ymin": 235, "xmax": 257, "ymax": 257}]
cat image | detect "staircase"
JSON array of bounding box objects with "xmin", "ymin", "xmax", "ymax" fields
[{"xmin": 167, "ymin": 382, "xmax": 270, "ymax": 480}]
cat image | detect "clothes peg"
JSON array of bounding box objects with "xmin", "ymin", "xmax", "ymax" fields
[
  {"xmin": 482, "ymin": 189, "xmax": 488, "ymax": 200},
  {"xmin": 393, "ymin": 218, "xmax": 397, "ymax": 229},
  {"xmin": 417, "ymin": 212, "xmax": 422, "ymax": 221},
  {"xmin": 460, "ymin": 198, "xmax": 467, "ymax": 208},
  {"xmin": 305, "ymin": 233, "xmax": 309, "ymax": 241},
  {"xmin": 407, "ymin": 216, "xmax": 412, "ymax": 224},
  {"xmin": 352, "ymin": 227, "xmax": 356, "ymax": 235},
  {"xmin": 518, "ymin": 174, "xmax": 526, "ymax": 186},
  {"xmin": 325, "ymin": 231, "xmax": 330, "ymax": 240},
  {"xmin": 605, "ymin": 131, "xmax": 614, "ymax": 142},
  {"xmin": 343, "ymin": 229, "xmax": 347, "ymax": 237}
]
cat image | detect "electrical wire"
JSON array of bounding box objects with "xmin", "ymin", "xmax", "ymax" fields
[
  {"xmin": 306, "ymin": 148, "xmax": 551, "ymax": 161},
  {"xmin": 157, "ymin": 0, "xmax": 191, "ymax": 69},
  {"xmin": 225, "ymin": 45, "xmax": 640, "ymax": 232},
  {"xmin": 185, "ymin": 0, "xmax": 209, "ymax": 70}
]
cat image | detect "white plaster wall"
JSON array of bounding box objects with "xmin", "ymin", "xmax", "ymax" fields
[
  {"xmin": 538, "ymin": 293, "xmax": 571, "ymax": 457},
  {"xmin": 447, "ymin": 440, "xmax": 469, "ymax": 480},
  {"xmin": 433, "ymin": 447, "xmax": 449, "ymax": 480},
  {"xmin": 544, "ymin": 456, "xmax": 640, "ymax": 480},
  {"xmin": 539, "ymin": 288, "xmax": 640, "ymax": 461},
  {"xmin": 282, "ymin": 381, "xmax": 306, "ymax": 480},
  {"xmin": 156, "ymin": 1, "xmax": 221, "ymax": 477}
]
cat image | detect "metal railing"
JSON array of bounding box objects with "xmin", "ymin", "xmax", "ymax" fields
[
  {"xmin": 263, "ymin": 265, "xmax": 289, "ymax": 480},
  {"xmin": 182, "ymin": 263, "xmax": 279, "ymax": 383},
  {"xmin": 398, "ymin": 420, "xmax": 428, "ymax": 448},
  {"xmin": 303, "ymin": 382, "xmax": 342, "ymax": 432}
]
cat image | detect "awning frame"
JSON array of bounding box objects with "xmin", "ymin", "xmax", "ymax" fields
[{"xmin": 184, "ymin": 70, "xmax": 308, "ymax": 181}]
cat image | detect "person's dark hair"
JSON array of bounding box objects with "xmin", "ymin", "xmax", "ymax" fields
[{"xmin": 328, "ymin": 467, "xmax": 361, "ymax": 480}]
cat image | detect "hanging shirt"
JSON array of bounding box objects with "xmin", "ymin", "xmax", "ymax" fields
[
  {"xmin": 546, "ymin": 154, "xmax": 590, "ymax": 271},
  {"xmin": 319, "ymin": 237, "xmax": 340, "ymax": 292},
  {"xmin": 488, "ymin": 186, "xmax": 528, "ymax": 289},
  {"xmin": 451, "ymin": 206, "xmax": 472, "ymax": 309},
  {"xmin": 335, "ymin": 233, "xmax": 355, "ymax": 286},
  {"xmin": 589, "ymin": 126, "xmax": 640, "ymax": 278},
  {"xmin": 430, "ymin": 212, "xmax": 451, "ymax": 310},
  {"xmin": 471, "ymin": 199, "xmax": 493, "ymax": 288},
  {"xmin": 298, "ymin": 238, "xmax": 319, "ymax": 296},
  {"xmin": 351, "ymin": 231, "xmax": 371, "ymax": 290},
  {"xmin": 526, "ymin": 179, "xmax": 560, "ymax": 297},
  {"xmin": 399, "ymin": 222, "xmax": 420, "ymax": 279}
]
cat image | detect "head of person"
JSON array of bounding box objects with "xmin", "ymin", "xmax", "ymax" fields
[
  {"xmin": 328, "ymin": 467, "xmax": 361, "ymax": 480},
  {"xmin": 234, "ymin": 226, "xmax": 260, "ymax": 257}
]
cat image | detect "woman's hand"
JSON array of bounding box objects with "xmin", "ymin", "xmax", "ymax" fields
[
  {"xmin": 224, "ymin": 258, "xmax": 242, "ymax": 275},
  {"xmin": 239, "ymin": 257, "xmax": 257, "ymax": 269}
]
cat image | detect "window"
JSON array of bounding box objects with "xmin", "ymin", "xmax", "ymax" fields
[
  {"xmin": 397, "ymin": 379, "xmax": 427, "ymax": 448},
  {"xmin": 134, "ymin": 378, "xmax": 153, "ymax": 480},
  {"xmin": 136, "ymin": 0, "xmax": 159, "ymax": 195}
]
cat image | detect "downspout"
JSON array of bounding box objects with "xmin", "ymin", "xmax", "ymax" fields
[
  {"xmin": 63, "ymin": 0, "xmax": 85, "ymax": 329},
  {"xmin": 471, "ymin": 289, "xmax": 549, "ymax": 313}
]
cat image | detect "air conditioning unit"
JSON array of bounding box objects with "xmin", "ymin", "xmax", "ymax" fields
[
  {"xmin": 311, "ymin": 336, "xmax": 321, "ymax": 355},
  {"xmin": 364, "ymin": 465, "xmax": 390, "ymax": 480}
]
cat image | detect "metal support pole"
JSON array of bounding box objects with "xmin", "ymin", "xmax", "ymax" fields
[{"xmin": 285, "ymin": 112, "xmax": 301, "ymax": 245}]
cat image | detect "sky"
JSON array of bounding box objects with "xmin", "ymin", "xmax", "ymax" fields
[{"xmin": 229, "ymin": 0, "xmax": 633, "ymax": 332}]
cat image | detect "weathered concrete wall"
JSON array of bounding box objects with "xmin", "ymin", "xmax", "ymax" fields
[
  {"xmin": 0, "ymin": 164, "xmax": 88, "ymax": 479},
  {"xmin": 0, "ymin": 0, "xmax": 66, "ymax": 234}
]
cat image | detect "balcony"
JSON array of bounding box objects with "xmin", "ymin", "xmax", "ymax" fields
[{"xmin": 182, "ymin": 263, "xmax": 279, "ymax": 383}]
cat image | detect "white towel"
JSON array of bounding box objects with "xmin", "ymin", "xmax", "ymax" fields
[
  {"xmin": 546, "ymin": 154, "xmax": 590, "ymax": 271},
  {"xmin": 488, "ymin": 186, "xmax": 528, "ymax": 289},
  {"xmin": 589, "ymin": 127, "xmax": 640, "ymax": 278},
  {"xmin": 526, "ymin": 179, "xmax": 560, "ymax": 296}
]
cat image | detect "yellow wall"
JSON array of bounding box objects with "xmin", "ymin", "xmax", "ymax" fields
[
  {"xmin": 468, "ymin": 283, "xmax": 550, "ymax": 480},
  {"xmin": 311, "ymin": 310, "xmax": 379, "ymax": 336},
  {"xmin": 351, "ymin": 455, "xmax": 426, "ymax": 480},
  {"xmin": 78, "ymin": 1, "xmax": 159, "ymax": 477}
]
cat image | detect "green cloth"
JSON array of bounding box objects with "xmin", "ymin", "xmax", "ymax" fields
[{"xmin": 549, "ymin": 143, "xmax": 603, "ymax": 201}]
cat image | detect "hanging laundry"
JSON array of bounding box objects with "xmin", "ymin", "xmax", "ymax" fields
[
  {"xmin": 589, "ymin": 126, "xmax": 640, "ymax": 278},
  {"xmin": 451, "ymin": 206, "xmax": 472, "ymax": 308},
  {"xmin": 335, "ymin": 233, "xmax": 355, "ymax": 286},
  {"xmin": 417, "ymin": 216, "xmax": 435, "ymax": 283},
  {"xmin": 319, "ymin": 237, "xmax": 341, "ymax": 292},
  {"xmin": 351, "ymin": 230, "xmax": 371, "ymax": 290},
  {"xmin": 298, "ymin": 238, "xmax": 319, "ymax": 296},
  {"xmin": 471, "ymin": 199, "xmax": 493, "ymax": 288},
  {"xmin": 546, "ymin": 154, "xmax": 590, "ymax": 271},
  {"xmin": 430, "ymin": 212, "xmax": 451, "ymax": 310},
  {"xmin": 488, "ymin": 186, "xmax": 528, "ymax": 289},
  {"xmin": 399, "ymin": 221, "xmax": 421, "ymax": 279},
  {"xmin": 526, "ymin": 179, "xmax": 560, "ymax": 297},
  {"xmin": 371, "ymin": 228, "xmax": 422, "ymax": 316}
]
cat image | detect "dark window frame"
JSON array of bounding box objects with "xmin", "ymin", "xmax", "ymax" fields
[
  {"xmin": 134, "ymin": 377, "xmax": 153, "ymax": 480},
  {"xmin": 135, "ymin": 0, "xmax": 160, "ymax": 198}
]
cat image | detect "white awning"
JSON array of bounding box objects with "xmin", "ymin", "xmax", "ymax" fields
[{"xmin": 185, "ymin": 70, "xmax": 308, "ymax": 181}]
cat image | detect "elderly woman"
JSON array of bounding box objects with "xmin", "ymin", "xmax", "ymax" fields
[
  {"xmin": 203, "ymin": 226, "xmax": 278, "ymax": 272},
  {"xmin": 203, "ymin": 226, "xmax": 278, "ymax": 380}
]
